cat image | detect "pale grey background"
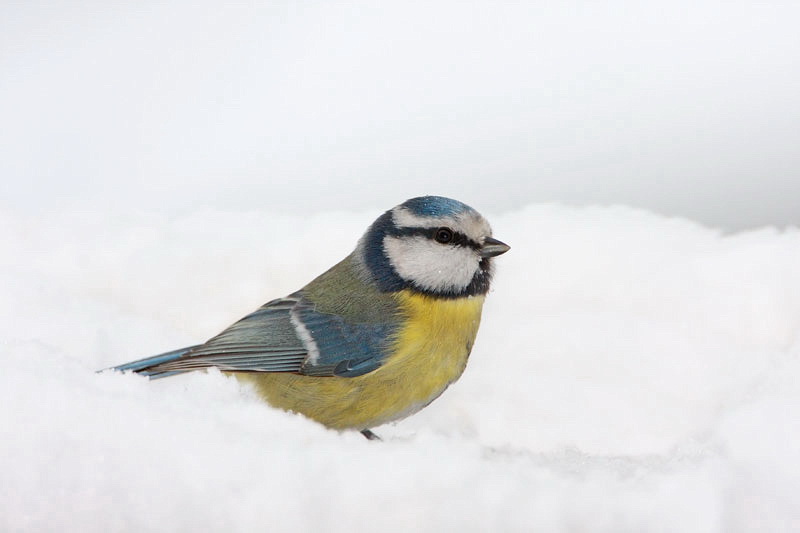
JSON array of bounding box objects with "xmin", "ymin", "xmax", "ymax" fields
[{"xmin": 2, "ymin": 1, "xmax": 798, "ymax": 229}]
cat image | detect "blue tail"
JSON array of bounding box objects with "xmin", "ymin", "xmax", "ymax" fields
[{"xmin": 109, "ymin": 345, "xmax": 201, "ymax": 379}]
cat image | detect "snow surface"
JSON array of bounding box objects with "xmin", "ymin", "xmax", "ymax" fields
[{"xmin": 2, "ymin": 204, "xmax": 799, "ymax": 532}]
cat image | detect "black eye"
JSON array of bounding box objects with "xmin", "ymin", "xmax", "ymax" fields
[{"xmin": 434, "ymin": 227, "xmax": 454, "ymax": 244}]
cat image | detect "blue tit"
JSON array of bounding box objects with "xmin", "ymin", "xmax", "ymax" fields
[{"xmin": 112, "ymin": 196, "xmax": 510, "ymax": 439}]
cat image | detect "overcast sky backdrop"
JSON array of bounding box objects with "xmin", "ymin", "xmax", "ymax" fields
[{"xmin": 2, "ymin": 1, "xmax": 798, "ymax": 229}]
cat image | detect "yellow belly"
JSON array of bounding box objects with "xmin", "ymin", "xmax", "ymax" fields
[{"xmin": 232, "ymin": 290, "xmax": 485, "ymax": 430}]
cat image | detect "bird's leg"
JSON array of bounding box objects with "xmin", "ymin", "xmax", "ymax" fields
[{"xmin": 360, "ymin": 429, "xmax": 381, "ymax": 441}]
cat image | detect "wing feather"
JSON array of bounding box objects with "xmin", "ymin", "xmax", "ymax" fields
[
  {"xmin": 115, "ymin": 280, "xmax": 402, "ymax": 379},
  {"xmin": 141, "ymin": 296, "xmax": 308, "ymax": 375}
]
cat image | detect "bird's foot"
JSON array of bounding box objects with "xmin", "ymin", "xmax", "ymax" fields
[{"xmin": 360, "ymin": 429, "xmax": 381, "ymax": 441}]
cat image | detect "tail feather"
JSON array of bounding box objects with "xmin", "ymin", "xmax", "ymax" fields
[{"xmin": 109, "ymin": 346, "xmax": 202, "ymax": 379}]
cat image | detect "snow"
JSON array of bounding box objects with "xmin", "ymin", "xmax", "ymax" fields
[{"xmin": 2, "ymin": 204, "xmax": 799, "ymax": 532}]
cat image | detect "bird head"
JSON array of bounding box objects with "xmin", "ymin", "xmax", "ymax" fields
[{"xmin": 357, "ymin": 196, "xmax": 510, "ymax": 298}]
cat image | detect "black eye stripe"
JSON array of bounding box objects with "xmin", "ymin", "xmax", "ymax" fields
[{"xmin": 391, "ymin": 227, "xmax": 482, "ymax": 250}]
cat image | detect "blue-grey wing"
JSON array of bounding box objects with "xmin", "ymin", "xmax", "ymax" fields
[
  {"xmin": 125, "ymin": 296, "xmax": 308, "ymax": 377},
  {"xmin": 115, "ymin": 292, "xmax": 398, "ymax": 379},
  {"xmin": 292, "ymin": 298, "xmax": 398, "ymax": 377}
]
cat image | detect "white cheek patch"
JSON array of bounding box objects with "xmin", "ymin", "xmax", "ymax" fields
[{"xmin": 383, "ymin": 235, "xmax": 479, "ymax": 292}]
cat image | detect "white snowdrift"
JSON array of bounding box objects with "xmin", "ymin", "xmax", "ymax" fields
[{"xmin": 1, "ymin": 204, "xmax": 798, "ymax": 532}]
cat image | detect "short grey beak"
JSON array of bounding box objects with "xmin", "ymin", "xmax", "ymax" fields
[{"xmin": 480, "ymin": 237, "xmax": 510, "ymax": 257}]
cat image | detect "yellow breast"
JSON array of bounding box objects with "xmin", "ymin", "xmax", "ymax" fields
[{"xmin": 233, "ymin": 290, "xmax": 485, "ymax": 430}]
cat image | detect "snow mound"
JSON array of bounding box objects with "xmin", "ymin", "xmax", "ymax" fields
[{"xmin": 2, "ymin": 205, "xmax": 799, "ymax": 531}]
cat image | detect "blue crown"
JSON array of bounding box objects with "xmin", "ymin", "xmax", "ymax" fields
[{"xmin": 400, "ymin": 196, "xmax": 475, "ymax": 218}]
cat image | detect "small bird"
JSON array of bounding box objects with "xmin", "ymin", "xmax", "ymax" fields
[{"xmin": 112, "ymin": 196, "xmax": 509, "ymax": 439}]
